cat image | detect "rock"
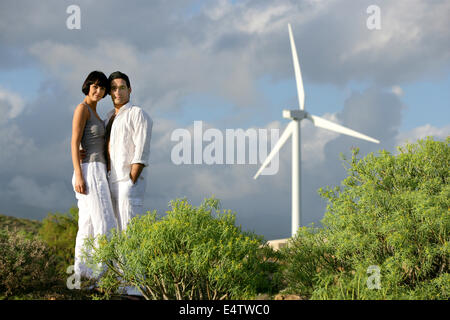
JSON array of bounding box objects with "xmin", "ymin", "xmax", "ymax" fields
[
  {"xmin": 274, "ymin": 293, "xmax": 304, "ymax": 300},
  {"xmin": 284, "ymin": 294, "xmax": 303, "ymax": 300}
]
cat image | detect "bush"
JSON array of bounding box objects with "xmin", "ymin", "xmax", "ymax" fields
[
  {"xmin": 38, "ymin": 207, "xmax": 78, "ymax": 276},
  {"xmin": 281, "ymin": 137, "xmax": 449, "ymax": 299},
  {"xmin": 0, "ymin": 230, "xmax": 59, "ymax": 297},
  {"xmin": 86, "ymin": 197, "xmax": 278, "ymax": 299}
]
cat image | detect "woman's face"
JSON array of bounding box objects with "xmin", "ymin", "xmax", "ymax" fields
[{"xmin": 88, "ymin": 83, "xmax": 106, "ymax": 101}]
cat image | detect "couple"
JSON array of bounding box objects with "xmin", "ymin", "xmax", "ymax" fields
[{"xmin": 71, "ymin": 71, "xmax": 152, "ymax": 290}]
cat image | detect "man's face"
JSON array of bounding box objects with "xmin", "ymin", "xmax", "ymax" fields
[{"xmin": 110, "ymin": 78, "xmax": 131, "ymax": 107}]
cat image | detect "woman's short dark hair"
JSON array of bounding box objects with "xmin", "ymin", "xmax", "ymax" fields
[
  {"xmin": 108, "ymin": 71, "xmax": 131, "ymax": 93},
  {"xmin": 82, "ymin": 71, "xmax": 109, "ymax": 97}
]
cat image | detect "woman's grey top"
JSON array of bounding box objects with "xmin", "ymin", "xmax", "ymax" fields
[{"xmin": 81, "ymin": 102, "xmax": 106, "ymax": 164}]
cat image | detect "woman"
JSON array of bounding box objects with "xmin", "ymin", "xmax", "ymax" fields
[{"xmin": 71, "ymin": 71, "xmax": 117, "ymax": 282}]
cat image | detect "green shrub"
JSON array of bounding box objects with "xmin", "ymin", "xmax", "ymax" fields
[
  {"xmin": 281, "ymin": 137, "xmax": 449, "ymax": 299},
  {"xmin": 38, "ymin": 207, "xmax": 78, "ymax": 276},
  {"xmin": 86, "ymin": 197, "xmax": 277, "ymax": 300},
  {"xmin": 0, "ymin": 230, "xmax": 59, "ymax": 297}
]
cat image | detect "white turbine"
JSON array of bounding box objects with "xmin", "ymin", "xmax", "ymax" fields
[{"xmin": 254, "ymin": 24, "xmax": 380, "ymax": 238}]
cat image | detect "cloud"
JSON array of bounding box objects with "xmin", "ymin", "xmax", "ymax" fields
[
  {"xmin": 337, "ymin": 86, "xmax": 404, "ymax": 147},
  {"xmin": 0, "ymin": 86, "xmax": 25, "ymax": 123},
  {"xmin": 0, "ymin": 124, "xmax": 36, "ymax": 172},
  {"xmin": 302, "ymin": 0, "xmax": 450, "ymax": 84},
  {"xmin": 395, "ymin": 124, "xmax": 450, "ymax": 147},
  {"xmin": 391, "ymin": 86, "xmax": 403, "ymax": 97},
  {"xmin": 11, "ymin": 0, "xmax": 446, "ymax": 114},
  {"xmin": 7, "ymin": 175, "xmax": 73, "ymax": 210}
]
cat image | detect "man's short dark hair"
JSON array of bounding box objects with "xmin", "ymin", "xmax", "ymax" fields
[
  {"xmin": 108, "ymin": 71, "xmax": 131, "ymax": 92},
  {"xmin": 82, "ymin": 71, "xmax": 109, "ymax": 97}
]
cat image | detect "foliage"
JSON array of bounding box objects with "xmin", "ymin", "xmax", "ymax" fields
[
  {"xmin": 0, "ymin": 230, "xmax": 59, "ymax": 297},
  {"xmin": 86, "ymin": 197, "xmax": 278, "ymax": 300},
  {"xmin": 281, "ymin": 137, "xmax": 449, "ymax": 299},
  {"xmin": 38, "ymin": 207, "xmax": 78, "ymax": 276},
  {"xmin": 0, "ymin": 209, "xmax": 118, "ymax": 300}
]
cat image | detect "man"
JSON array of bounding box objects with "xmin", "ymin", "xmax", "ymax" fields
[{"xmin": 105, "ymin": 71, "xmax": 153, "ymax": 232}]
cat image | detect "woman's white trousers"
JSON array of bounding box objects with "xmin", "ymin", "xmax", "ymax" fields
[{"xmin": 72, "ymin": 162, "xmax": 117, "ymax": 279}]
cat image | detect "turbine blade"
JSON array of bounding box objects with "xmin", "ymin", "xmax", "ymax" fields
[
  {"xmin": 254, "ymin": 121, "xmax": 295, "ymax": 179},
  {"xmin": 288, "ymin": 23, "xmax": 305, "ymax": 110},
  {"xmin": 307, "ymin": 114, "xmax": 380, "ymax": 144}
]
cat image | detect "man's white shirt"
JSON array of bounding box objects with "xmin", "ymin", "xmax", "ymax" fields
[{"xmin": 105, "ymin": 101, "xmax": 153, "ymax": 183}]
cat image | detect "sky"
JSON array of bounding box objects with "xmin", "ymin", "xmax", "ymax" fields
[{"xmin": 0, "ymin": 0, "xmax": 449, "ymax": 240}]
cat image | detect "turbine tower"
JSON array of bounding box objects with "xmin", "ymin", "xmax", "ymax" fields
[{"xmin": 254, "ymin": 24, "xmax": 380, "ymax": 238}]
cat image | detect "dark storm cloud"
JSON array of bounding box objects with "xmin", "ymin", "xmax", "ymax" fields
[{"xmin": 1, "ymin": 0, "xmax": 448, "ymax": 85}]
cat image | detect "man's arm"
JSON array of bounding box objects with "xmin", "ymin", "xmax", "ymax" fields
[
  {"xmin": 130, "ymin": 108, "xmax": 153, "ymax": 183},
  {"xmin": 130, "ymin": 163, "xmax": 145, "ymax": 184}
]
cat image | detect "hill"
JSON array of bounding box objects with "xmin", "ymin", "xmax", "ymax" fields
[{"xmin": 0, "ymin": 214, "xmax": 42, "ymax": 235}]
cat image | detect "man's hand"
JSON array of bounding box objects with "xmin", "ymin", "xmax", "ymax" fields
[
  {"xmin": 129, "ymin": 163, "xmax": 145, "ymax": 184},
  {"xmin": 79, "ymin": 148, "xmax": 87, "ymax": 162}
]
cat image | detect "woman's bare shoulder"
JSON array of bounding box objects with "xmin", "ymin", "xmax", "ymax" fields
[
  {"xmin": 72, "ymin": 103, "xmax": 91, "ymax": 125},
  {"xmin": 75, "ymin": 102, "xmax": 88, "ymax": 110},
  {"xmin": 74, "ymin": 102, "xmax": 90, "ymax": 116}
]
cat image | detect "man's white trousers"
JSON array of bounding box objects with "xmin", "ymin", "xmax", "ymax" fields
[
  {"xmin": 109, "ymin": 174, "xmax": 146, "ymax": 232},
  {"xmin": 109, "ymin": 174, "xmax": 146, "ymax": 296}
]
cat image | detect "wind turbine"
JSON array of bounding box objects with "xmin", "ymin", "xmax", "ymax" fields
[{"xmin": 254, "ymin": 24, "xmax": 380, "ymax": 238}]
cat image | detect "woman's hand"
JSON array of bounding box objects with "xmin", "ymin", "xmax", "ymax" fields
[{"xmin": 74, "ymin": 174, "xmax": 87, "ymax": 194}]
